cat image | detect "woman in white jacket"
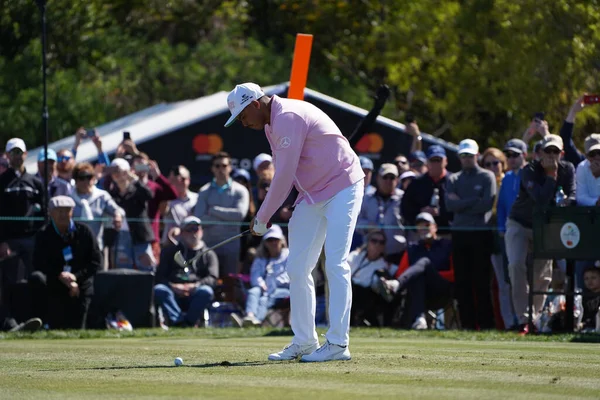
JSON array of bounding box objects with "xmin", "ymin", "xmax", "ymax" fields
[
  {"xmin": 231, "ymin": 224, "xmax": 290, "ymax": 327},
  {"xmin": 349, "ymin": 230, "xmax": 390, "ymax": 326}
]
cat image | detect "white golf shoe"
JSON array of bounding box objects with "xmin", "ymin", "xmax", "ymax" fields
[
  {"xmin": 267, "ymin": 342, "xmax": 319, "ymax": 361},
  {"xmin": 300, "ymin": 340, "xmax": 351, "ymax": 362}
]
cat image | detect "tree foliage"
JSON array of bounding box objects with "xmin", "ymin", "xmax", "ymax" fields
[{"xmin": 1, "ymin": 0, "xmax": 600, "ymax": 150}]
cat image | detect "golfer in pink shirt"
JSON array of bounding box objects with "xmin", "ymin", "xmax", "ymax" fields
[{"xmin": 225, "ymin": 83, "xmax": 364, "ymax": 362}]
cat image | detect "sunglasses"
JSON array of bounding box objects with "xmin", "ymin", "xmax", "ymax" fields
[
  {"xmin": 369, "ymin": 238, "xmax": 385, "ymax": 245},
  {"xmin": 381, "ymin": 174, "xmax": 397, "ymax": 180},
  {"xmin": 505, "ymin": 152, "xmax": 521, "ymax": 158},
  {"xmin": 265, "ymin": 238, "xmax": 280, "ymax": 243},
  {"xmin": 543, "ymin": 148, "xmax": 561, "ymax": 155},
  {"xmin": 57, "ymin": 155, "xmax": 72, "ymax": 162},
  {"xmin": 588, "ymin": 150, "xmax": 600, "ymax": 158},
  {"xmin": 183, "ymin": 225, "xmax": 200, "ymax": 233},
  {"xmin": 428, "ymin": 157, "xmax": 443, "ymax": 163},
  {"xmin": 212, "ymin": 163, "xmax": 230, "ymax": 169},
  {"xmin": 459, "ymin": 153, "xmax": 474, "ymax": 159},
  {"xmin": 76, "ymin": 175, "xmax": 93, "ymax": 181},
  {"xmin": 484, "ymin": 160, "xmax": 501, "ymax": 168},
  {"xmin": 9, "ymin": 149, "xmax": 24, "ymax": 156}
]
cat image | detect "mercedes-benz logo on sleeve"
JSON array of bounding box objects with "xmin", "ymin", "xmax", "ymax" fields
[{"xmin": 278, "ymin": 137, "xmax": 291, "ymax": 149}]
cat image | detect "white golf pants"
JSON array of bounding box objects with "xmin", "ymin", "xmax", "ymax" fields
[{"xmin": 287, "ymin": 180, "xmax": 364, "ymax": 347}]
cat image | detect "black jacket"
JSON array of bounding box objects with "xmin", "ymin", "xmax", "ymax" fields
[
  {"xmin": 33, "ymin": 221, "xmax": 102, "ymax": 295},
  {"xmin": 156, "ymin": 242, "xmax": 219, "ymax": 288},
  {"xmin": 109, "ymin": 180, "xmax": 154, "ymax": 244},
  {"xmin": 400, "ymin": 172, "xmax": 452, "ymax": 231},
  {"xmin": 0, "ymin": 168, "xmax": 44, "ymax": 241},
  {"xmin": 509, "ymin": 160, "xmax": 576, "ymax": 228}
]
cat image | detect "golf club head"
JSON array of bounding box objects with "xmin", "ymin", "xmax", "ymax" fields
[{"xmin": 173, "ymin": 251, "xmax": 188, "ymax": 267}]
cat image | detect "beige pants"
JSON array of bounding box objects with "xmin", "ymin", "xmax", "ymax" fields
[{"xmin": 505, "ymin": 219, "xmax": 552, "ymax": 325}]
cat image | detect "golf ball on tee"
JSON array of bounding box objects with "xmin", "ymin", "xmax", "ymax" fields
[{"xmin": 174, "ymin": 357, "xmax": 183, "ymax": 367}]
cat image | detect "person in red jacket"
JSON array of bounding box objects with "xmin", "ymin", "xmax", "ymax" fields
[
  {"xmin": 131, "ymin": 153, "xmax": 177, "ymax": 261},
  {"xmin": 376, "ymin": 212, "xmax": 454, "ymax": 329}
]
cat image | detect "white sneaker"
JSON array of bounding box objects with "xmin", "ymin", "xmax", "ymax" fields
[
  {"xmin": 268, "ymin": 342, "xmax": 319, "ymax": 361},
  {"xmin": 411, "ymin": 316, "xmax": 428, "ymax": 330},
  {"xmin": 300, "ymin": 341, "xmax": 351, "ymax": 362}
]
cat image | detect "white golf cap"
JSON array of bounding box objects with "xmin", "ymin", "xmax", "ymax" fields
[
  {"xmin": 224, "ymin": 82, "xmax": 265, "ymax": 127},
  {"xmin": 457, "ymin": 139, "xmax": 479, "ymax": 155},
  {"xmin": 263, "ymin": 224, "xmax": 285, "ymax": 241},
  {"xmin": 253, "ymin": 153, "xmax": 273, "ymax": 172},
  {"xmin": 5, "ymin": 138, "xmax": 26, "ymax": 153},
  {"xmin": 110, "ymin": 158, "xmax": 131, "ymax": 171},
  {"xmin": 49, "ymin": 195, "xmax": 75, "ymax": 210},
  {"xmin": 181, "ymin": 215, "xmax": 202, "ymax": 227}
]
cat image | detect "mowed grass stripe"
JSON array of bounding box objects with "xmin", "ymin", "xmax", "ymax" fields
[{"xmin": 1, "ymin": 336, "xmax": 599, "ymax": 400}]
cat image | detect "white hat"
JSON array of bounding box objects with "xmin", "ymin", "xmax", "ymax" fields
[
  {"xmin": 5, "ymin": 138, "xmax": 26, "ymax": 153},
  {"xmin": 263, "ymin": 224, "xmax": 285, "ymax": 241},
  {"xmin": 110, "ymin": 158, "xmax": 130, "ymax": 172},
  {"xmin": 49, "ymin": 195, "xmax": 75, "ymax": 210},
  {"xmin": 181, "ymin": 216, "xmax": 202, "ymax": 227},
  {"xmin": 457, "ymin": 139, "xmax": 479, "ymax": 155},
  {"xmin": 378, "ymin": 163, "xmax": 399, "ymax": 177},
  {"xmin": 224, "ymin": 83, "xmax": 265, "ymax": 127},
  {"xmin": 541, "ymin": 134, "xmax": 564, "ymax": 151},
  {"xmin": 253, "ymin": 153, "xmax": 273, "ymax": 172}
]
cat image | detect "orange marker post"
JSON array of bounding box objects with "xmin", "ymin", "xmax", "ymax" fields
[{"xmin": 288, "ymin": 34, "xmax": 314, "ymax": 100}]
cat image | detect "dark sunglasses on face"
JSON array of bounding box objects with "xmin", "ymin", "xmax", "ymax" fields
[
  {"xmin": 369, "ymin": 238, "xmax": 385, "ymax": 245},
  {"xmin": 484, "ymin": 160, "xmax": 501, "ymax": 168},
  {"xmin": 429, "ymin": 157, "xmax": 443, "ymax": 163},
  {"xmin": 76, "ymin": 175, "xmax": 93, "ymax": 181},
  {"xmin": 57, "ymin": 155, "xmax": 72, "ymax": 162},
  {"xmin": 588, "ymin": 150, "xmax": 600, "ymax": 158},
  {"xmin": 9, "ymin": 149, "xmax": 24, "ymax": 156},
  {"xmin": 382, "ymin": 174, "xmax": 397, "ymax": 180},
  {"xmin": 505, "ymin": 151, "xmax": 521, "ymax": 159},
  {"xmin": 543, "ymin": 147, "xmax": 561, "ymax": 155},
  {"xmin": 212, "ymin": 163, "xmax": 229, "ymax": 169},
  {"xmin": 459, "ymin": 153, "xmax": 474, "ymax": 159},
  {"xmin": 183, "ymin": 225, "xmax": 200, "ymax": 233}
]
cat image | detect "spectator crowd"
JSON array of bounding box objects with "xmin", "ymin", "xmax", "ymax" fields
[{"xmin": 1, "ymin": 94, "xmax": 599, "ymax": 334}]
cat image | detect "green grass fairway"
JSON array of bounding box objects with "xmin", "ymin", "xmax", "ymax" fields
[{"xmin": 1, "ymin": 329, "xmax": 599, "ymax": 399}]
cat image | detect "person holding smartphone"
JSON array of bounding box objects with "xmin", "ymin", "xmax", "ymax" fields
[{"xmin": 559, "ymin": 95, "xmax": 600, "ymax": 168}]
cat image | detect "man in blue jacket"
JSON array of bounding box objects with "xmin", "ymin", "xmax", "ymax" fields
[{"xmin": 497, "ymin": 139, "xmax": 528, "ymax": 235}]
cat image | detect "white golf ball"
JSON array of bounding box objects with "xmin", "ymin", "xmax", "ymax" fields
[{"xmin": 174, "ymin": 357, "xmax": 183, "ymax": 367}]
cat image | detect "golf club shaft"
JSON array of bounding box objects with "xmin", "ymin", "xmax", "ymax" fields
[{"xmin": 187, "ymin": 229, "xmax": 251, "ymax": 265}]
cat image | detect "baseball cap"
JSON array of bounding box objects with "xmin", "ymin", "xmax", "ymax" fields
[
  {"xmin": 584, "ymin": 134, "xmax": 600, "ymax": 154},
  {"xmin": 533, "ymin": 140, "xmax": 543, "ymax": 153},
  {"xmin": 378, "ymin": 163, "xmax": 399, "ymax": 177},
  {"xmin": 5, "ymin": 138, "xmax": 26, "ymax": 153},
  {"xmin": 415, "ymin": 212, "xmax": 436, "ymax": 224},
  {"xmin": 409, "ymin": 151, "xmax": 427, "ymax": 164},
  {"xmin": 181, "ymin": 216, "xmax": 202, "ymax": 227},
  {"xmin": 49, "ymin": 195, "xmax": 75, "ymax": 210},
  {"xmin": 359, "ymin": 156, "xmax": 374, "ymax": 171},
  {"xmin": 399, "ymin": 170, "xmax": 416, "ymax": 181},
  {"xmin": 253, "ymin": 153, "xmax": 272, "ymax": 172},
  {"xmin": 110, "ymin": 158, "xmax": 131, "ymax": 171},
  {"xmin": 457, "ymin": 139, "xmax": 479, "ymax": 155},
  {"xmin": 541, "ymin": 134, "xmax": 564, "ymax": 151},
  {"xmin": 426, "ymin": 145, "xmax": 446, "ymax": 159},
  {"xmin": 224, "ymin": 82, "xmax": 266, "ymax": 127},
  {"xmin": 38, "ymin": 148, "xmax": 57, "ymax": 162},
  {"xmin": 232, "ymin": 168, "xmax": 251, "ymax": 182},
  {"xmin": 504, "ymin": 138, "xmax": 527, "ymax": 154},
  {"xmin": 263, "ymin": 224, "xmax": 285, "ymax": 241}
]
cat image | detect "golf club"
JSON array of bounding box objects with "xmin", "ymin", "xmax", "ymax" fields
[{"xmin": 173, "ymin": 229, "xmax": 251, "ymax": 268}]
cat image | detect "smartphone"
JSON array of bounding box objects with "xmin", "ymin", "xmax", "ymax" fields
[
  {"xmin": 123, "ymin": 131, "xmax": 131, "ymax": 141},
  {"xmin": 533, "ymin": 112, "xmax": 545, "ymax": 122},
  {"xmin": 584, "ymin": 95, "xmax": 600, "ymax": 105},
  {"xmin": 85, "ymin": 128, "xmax": 95, "ymax": 137},
  {"xmin": 134, "ymin": 163, "xmax": 150, "ymax": 173}
]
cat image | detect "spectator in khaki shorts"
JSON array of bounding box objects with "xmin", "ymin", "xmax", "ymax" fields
[{"xmin": 505, "ymin": 134, "xmax": 576, "ymax": 333}]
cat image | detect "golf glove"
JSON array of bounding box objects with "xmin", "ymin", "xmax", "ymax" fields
[{"xmin": 253, "ymin": 220, "xmax": 269, "ymax": 236}]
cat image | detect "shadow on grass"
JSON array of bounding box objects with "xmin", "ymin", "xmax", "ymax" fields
[
  {"xmin": 569, "ymin": 334, "xmax": 600, "ymax": 344},
  {"xmin": 262, "ymin": 329, "xmax": 294, "ymax": 337},
  {"xmin": 38, "ymin": 360, "xmax": 270, "ymax": 372}
]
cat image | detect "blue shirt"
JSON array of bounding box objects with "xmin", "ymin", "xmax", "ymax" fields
[{"xmin": 497, "ymin": 169, "xmax": 522, "ymax": 232}]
